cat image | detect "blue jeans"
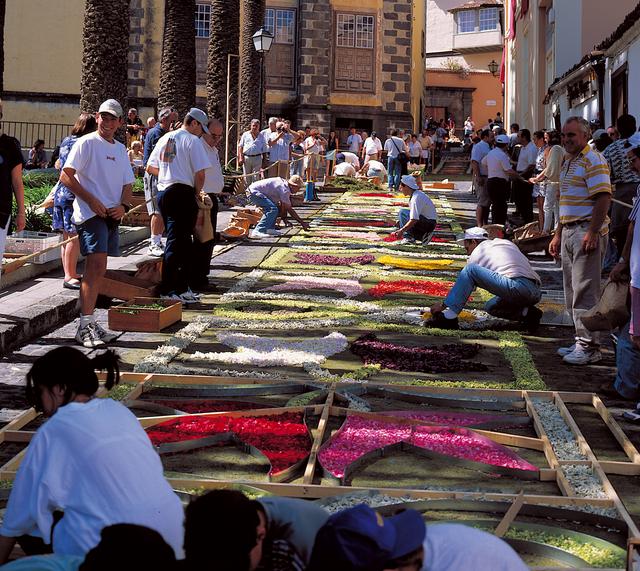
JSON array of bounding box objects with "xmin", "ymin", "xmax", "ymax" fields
[
  {"xmin": 250, "ymin": 193, "xmax": 279, "ymax": 233},
  {"xmin": 614, "ymin": 321, "xmax": 640, "ymax": 399},
  {"xmin": 388, "ymin": 157, "xmax": 401, "ymax": 191},
  {"xmin": 398, "ymin": 208, "xmax": 436, "ymax": 242},
  {"xmin": 444, "ymin": 263, "xmax": 541, "ymax": 320}
]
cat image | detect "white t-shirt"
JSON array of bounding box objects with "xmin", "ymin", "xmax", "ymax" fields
[
  {"xmin": 517, "ymin": 141, "xmax": 538, "ymax": 172},
  {"xmin": 249, "ymin": 177, "xmax": 292, "ymax": 205},
  {"xmin": 346, "ymin": 133, "xmax": 362, "ymax": 153},
  {"xmin": 384, "ymin": 136, "xmax": 406, "ymax": 158},
  {"xmin": 363, "ymin": 137, "xmax": 382, "ymax": 156},
  {"xmin": 334, "ymin": 162, "xmax": 356, "ymax": 176},
  {"xmin": 467, "ymin": 238, "xmax": 540, "ymax": 283},
  {"xmin": 201, "ymin": 138, "xmax": 225, "ymax": 195},
  {"xmin": 303, "ymin": 136, "xmax": 321, "ymax": 155},
  {"xmin": 471, "ymin": 140, "xmax": 491, "ymax": 176},
  {"xmin": 341, "ymin": 152, "xmax": 360, "ymax": 169},
  {"xmin": 483, "ymin": 148, "xmax": 512, "ymax": 180},
  {"xmin": 366, "ymin": 160, "xmax": 387, "ymax": 176},
  {"xmin": 421, "ymin": 524, "xmax": 529, "ymax": 571},
  {"xmin": 0, "ymin": 398, "xmax": 184, "ymax": 558},
  {"xmin": 148, "ymin": 128, "xmax": 211, "ymax": 191},
  {"xmin": 409, "ymin": 189, "xmax": 437, "ymax": 221},
  {"xmin": 64, "ymin": 132, "xmax": 135, "ymax": 225},
  {"xmin": 409, "ymin": 141, "xmax": 422, "ymax": 157}
]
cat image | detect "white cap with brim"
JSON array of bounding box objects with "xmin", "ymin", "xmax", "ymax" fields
[
  {"xmin": 495, "ymin": 134, "xmax": 510, "ymax": 145},
  {"xmin": 456, "ymin": 226, "xmax": 489, "ymax": 243},
  {"xmin": 98, "ymin": 99, "xmax": 124, "ymax": 118},
  {"xmin": 400, "ymin": 174, "xmax": 419, "ymax": 191},
  {"xmin": 188, "ymin": 107, "xmax": 210, "ymax": 134}
]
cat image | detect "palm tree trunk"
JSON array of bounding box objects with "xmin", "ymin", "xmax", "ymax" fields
[
  {"xmin": 79, "ymin": 0, "xmax": 130, "ymax": 115},
  {"xmin": 207, "ymin": 0, "xmax": 240, "ymax": 160},
  {"xmin": 239, "ymin": 0, "xmax": 265, "ymax": 129},
  {"xmin": 0, "ymin": 0, "xmax": 6, "ymax": 96},
  {"xmin": 158, "ymin": 0, "xmax": 196, "ymax": 119}
]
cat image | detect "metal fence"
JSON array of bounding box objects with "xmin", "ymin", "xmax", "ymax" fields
[{"xmin": 0, "ymin": 121, "xmax": 74, "ymax": 150}]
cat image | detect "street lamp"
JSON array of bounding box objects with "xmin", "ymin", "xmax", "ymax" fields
[
  {"xmin": 487, "ymin": 59, "xmax": 499, "ymax": 77},
  {"xmin": 252, "ymin": 27, "xmax": 274, "ymax": 126}
]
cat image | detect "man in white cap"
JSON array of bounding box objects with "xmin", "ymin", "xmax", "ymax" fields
[
  {"xmin": 146, "ymin": 107, "xmax": 212, "ymax": 304},
  {"xmin": 428, "ymin": 227, "xmax": 542, "ymax": 330},
  {"xmin": 60, "ymin": 99, "xmax": 135, "ymax": 347},
  {"xmin": 482, "ymin": 134, "xmax": 522, "ymax": 225},
  {"xmin": 247, "ymin": 175, "xmax": 310, "ymax": 239},
  {"xmin": 390, "ymin": 174, "xmax": 437, "ymax": 245}
]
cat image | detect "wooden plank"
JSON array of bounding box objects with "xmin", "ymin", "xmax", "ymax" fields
[
  {"xmin": 592, "ymin": 395, "xmax": 640, "ymax": 464},
  {"xmin": 0, "ymin": 448, "xmax": 26, "ymax": 476},
  {"xmin": 599, "ymin": 461, "xmax": 640, "ymax": 476},
  {"xmin": 0, "ymin": 409, "xmax": 38, "ymax": 443},
  {"xmin": 494, "ymin": 491, "xmax": 524, "ymax": 537},
  {"xmin": 121, "ymin": 373, "xmax": 153, "ymax": 404},
  {"xmin": 1, "ymin": 430, "xmax": 34, "ymax": 443},
  {"xmin": 303, "ymin": 384, "xmax": 336, "ymax": 484}
]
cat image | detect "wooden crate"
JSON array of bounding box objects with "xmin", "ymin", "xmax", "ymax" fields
[
  {"xmin": 121, "ymin": 195, "xmax": 151, "ymax": 227},
  {"xmin": 98, "ymin": 270, "xmax": 158, "ymax": 301},
  {"xmin": 108, "ymin": 297, "xmax": 182, "ymax": 332}
]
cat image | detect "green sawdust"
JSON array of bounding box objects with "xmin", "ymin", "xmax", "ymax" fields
[{"xmin": 101, "ymin": 383, "xmax": 136, "ymax": 401}]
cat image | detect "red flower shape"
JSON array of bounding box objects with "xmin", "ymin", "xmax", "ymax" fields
[{"xmin": 368, "ymin": 279, "xmax": 461, "ymax": 299}]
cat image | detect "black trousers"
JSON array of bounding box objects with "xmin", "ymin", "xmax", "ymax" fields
[
  {"xmin": 513, "ymin": 177, "xmax": 534, "ymax": 224},
  {"xmin": 407, "ymin": 216, "xmax": 437, "ymax": 241},
  {"xmin": 157, "ymin": 183, "xmax": 198, "ymax": 295},
  {"xmin": 190, "ymin": 193, "xmax": 219, "ymax": 287},
  {"xmin": 487, "ymin": 177, "xmax": 510, "ymax": 225}
]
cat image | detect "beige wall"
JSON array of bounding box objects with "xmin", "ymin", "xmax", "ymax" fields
[
  {"xmin": 5, "ymin": 0, "xmax": 85, "ymax": 94},
  {"xmin": 581, "ymin": 0, "xmax": 637, "ymax": 58},
  {"xmin": 139, "ymin": 0, "xmax": 165, "ymax": 100},
  {"xmin": 411, "ymin": 0, "xmax": 426, "ymax": 132}
]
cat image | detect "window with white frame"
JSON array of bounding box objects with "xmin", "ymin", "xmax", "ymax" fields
[
  {"xmin": 264, "ymin": 8, "xmax": 297, "ymax": 89},
  {"xmin": 195, "ymin": 3, "xmax": 211, "ymax": 38},
  {"xmin": 457, "ymin": 10, "xmax": 476, "ymax": 33},
  {"xmin": 337, "ymin": 14, "xmax": 375, "ymax": 49},
  {"xmin": 334, "ymin": 12, "xmax": 376, "ymax": 92},
  {"xmin": 479, "ymin": 7, "xmax": 498, "ymax": 31}
]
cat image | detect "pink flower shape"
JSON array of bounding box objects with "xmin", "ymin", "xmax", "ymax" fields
[{"xmin": 293, "ymin": 253, "xmax": 376, "ymax": 266}]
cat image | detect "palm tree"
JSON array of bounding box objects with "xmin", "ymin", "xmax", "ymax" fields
[
  {"xmin": 158, "ymin": 0, "xmax": 196, "ymax": 119},
  {"xmin": 239, "ymin": 0, "xmax": 265, "ymax": 129},
  {"xmin": 79, "ymin": 0, "xmax": 130, "ymax": 115},
  {"xmin": 207, "ymin": 0, "xmax": 240, "ymax": 159}
]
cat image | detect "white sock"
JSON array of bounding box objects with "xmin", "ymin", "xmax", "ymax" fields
[
  {"xmin": 443, "ymin": 308, "xmax": 458, "ymax": 319},
  {"xmin": 151, "ymin": 234, "xmax": 162, "ymax": 245},
  {"xmin": 522, "ymin": 307, "xmax": 529, "ymax": 317},
  {"xmin": 80, "ymin": 314, "xmax": 95, "ymax": 328}
]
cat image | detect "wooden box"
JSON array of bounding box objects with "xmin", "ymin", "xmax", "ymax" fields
[
  {"xmin": 108, "ymin": 297, "xmax": 182, "ymax": 332},
  {"xmin": 121, "ymin": 195, "xmax": 151, "ymax": 227},
  {"xmin": 98, "ymin": 270, "xmax": 158, "ymax": 301}
]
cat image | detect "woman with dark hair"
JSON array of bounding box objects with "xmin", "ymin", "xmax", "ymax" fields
[
  {"xmin": 0, "ymin": 347, "xmax": 184, "ymax": 564},
  {"xmin": 52, "ymin": 113, "xmax": 97, "ymax": 289},
  {"xmin": 530, "ymin": 129, "xmax": 563, "ymax": 233},
  {"xmin": 26, "ymin": 139, "xmax": 47, "ymax": 170},
  {"xmin": 324, "ymin": 130, "xmax": 339, "ymax": 178}
]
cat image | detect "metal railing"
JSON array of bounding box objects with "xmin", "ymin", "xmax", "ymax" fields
[{"xmin": 0, "ymin": 121, "xmax": 74, "ymax": 150}]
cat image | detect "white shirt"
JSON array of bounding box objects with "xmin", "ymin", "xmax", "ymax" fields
[
  {"xmin": 366, "ymin": 160, "xmax": 387, "ymax": 176},
  {"xmin": 421, "ymin": 524, "xmax": 529, "ymax": 571},
  {"xmin": 239, "ymin": 130, "xmax": 268, "ymax": 156},
  {"xmin": 201, "ymin": 138, "xmax": 225, "ymax": 194},
  {"xmin": 408, "ymin": 141, "xmax": 422, "ymax": 157},
  {"xmin": 517, "ymin": 141, "xmax": 538, "ymax": 172},
  {"xmin": 363, "ymin": 136, "xmax": 382, "ymax": 156},
  {"xmin": 384, "ymin": 136, "xmax": 406, "ymax": 158},
  {"xmin": 483, "ymin": 147, "xmax": 512, "ymax": 180},
  {"xmin": 303, "ymin": 136, "xmax": 321, "ymax": 155},
  {"xmin": 471, "ymin": 140, "xmax": 491, "ymax": 176},
  {"xmin": 249, "ymin": 177, "xmax": 292, "ymax": 205},
  {"xmin": 341, "ymin": 152, "xmax": 360, "ymax": 169},
  {"xmin": 334, "ymin": 162, "xmax": 356, "ymax": 176},
  {"xmin": 409, "ymin": 189, "xmax": 437, "ymax": 221},
  {"xmin": 148, "ymin": 128, "xmax": 211, "ymax": 191},
  {"xmin": 346, "ymin": 133, "xmax": 362, "ymax": 153},
  {"xmin": 269, "ymin": 131, "xmax": 293, "ymax": 162},
  {"xmin": 64, "ymin": 132, "xmax": 135, "ymax": 225},
  {"xmin": 0, "ymin": 398, "xmax": 184, "ymax": 558},
  {"xmin": 467, "ymin": 238, "xmax": 540, "ymax": 283}
]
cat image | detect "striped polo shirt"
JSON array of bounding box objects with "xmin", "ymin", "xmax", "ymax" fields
[{"xmin": 559, "ymin": 144, "xmax": 612, "ymax": 232}]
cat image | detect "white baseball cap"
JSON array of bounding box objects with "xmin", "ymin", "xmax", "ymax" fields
[
  {"xmin": 457, "ymin": 226, "xmax": 489, "ymax": 243},
  {"xmin": 400, "ymin": 174, "xmax": 419, "ymax": 191},
  {"xmin": 495, "ymin": 134, "xmax": 510, "ymax": 145},
  {"xmin": 188, "ymin": 107, "xmax": 210, "ymax": 134},
  {"xmin": 98, "ymin": 99, "xmax": 124, "ymax": 118}
]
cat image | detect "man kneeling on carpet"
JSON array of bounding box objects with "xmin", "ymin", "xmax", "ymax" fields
[
  {"xmin": 247, "ymin": 175, "xmax": 310, "ymax": 239},
  {"xmin": 389, "ymin": 175, "xmax": 437, "ymax": 245},
  {"xmin": 428, "ymin": 226, "xmax": 543, "ymax": 331}
]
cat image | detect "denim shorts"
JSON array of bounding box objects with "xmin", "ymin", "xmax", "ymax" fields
[{"xmin": 76, "ymin": 216, "xmax": 120, "ymax": 256}]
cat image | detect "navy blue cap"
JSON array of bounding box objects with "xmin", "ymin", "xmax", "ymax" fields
[
  {"xmin": 335, "ymin": 152, "xmax": 346, "ymax": 164},
  {"xmin": 307, "ymin": 505, "xmax": 425, "ymax": 571}
]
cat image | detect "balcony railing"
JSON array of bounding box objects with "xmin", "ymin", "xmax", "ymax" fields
[
  {"xmin": 0, "ymin": 121, "xmax": 74, "ymax": 150},
  {"xmin": 453, "ymin": 29, "xmax": 503, "ymax": 52}
]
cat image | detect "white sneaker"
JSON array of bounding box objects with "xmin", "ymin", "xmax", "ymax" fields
[
  {"xmin": 266, "ymin": 229, "xmax": 283, "ymax": 236},
  {"xmin": 557, "ymin": 344, "xmax": 576, "ymax": 357},
  {"xmin": 250, "ymin": 230, "xmax": 271, "ymax": 239},
  {"xmin": 76, "ymin": 323, "xmax": 105, "ymax": 348},
  {"xmin": 184, "ymin": 288, "xmax": 201, "ymax": 300},
  {"xmin": 93, "ymin": 322, "xmax": 117, "ymax": 343},
  {"xmin": 562, "ymin": 346, "xmax": 602, "ymax": 365},
  {"xmin": 148, "ymin": 242, "xmax": 164, "ymax": 257},
  {"xmin": 399, "ymin": 238, "xmax": 416, "ymax": 245}
]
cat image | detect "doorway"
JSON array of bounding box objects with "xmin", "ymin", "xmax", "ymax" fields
[
  {"xmin": 611, "ymin": 64, "xmax": 628, "ymax": 123},
  {"xmin": 335, "ymin": 117, "xmax": 373, "ymax": 149}
]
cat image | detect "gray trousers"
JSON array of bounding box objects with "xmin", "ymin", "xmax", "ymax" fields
[
  {"xmin": 561, "ymin": 221, "xmax": 606, "ymax": 346},
  {"xmin": 243, "ymin": 155, "xmax": 263, "ymax": 184}
]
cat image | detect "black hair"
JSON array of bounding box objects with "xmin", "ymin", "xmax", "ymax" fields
[
  {"xmin": 519, "ymin": 128, "xmax": 531, "ymax": 142},
  {"xmin": 184, "ymin": 490, "xmax": 261, "ymax": 571},
  {"xmin": 80, "ymin": 524, "xmax": 176, "ymax": 571},
  {"xmin": 616, "ymin": 114, "xmax": 637, "ymax": 138},
  {"xmin": 480, "ymin": 129, "xmax": 491, "ymax": 139},
  {"xmin": 390, "ymin": 129, "xmax": 398, "ymax": 136},
  {"xmin": 510, "ymin": 123, "xmax": 520, "ymax": 132},
  {"xmin": 594, "ymin": 134, "xmax": 613, "ymax": 152},
  {"xmin": 25, "ymin": 347, "xmax": 120, "ymax": 412},
  {"xmin": 33, "ymin": 139, "xmax": 45, "ymax": 149},
  {"xmin": 533, "ymin": 130, "xmax": 545, "ymax": 140}
]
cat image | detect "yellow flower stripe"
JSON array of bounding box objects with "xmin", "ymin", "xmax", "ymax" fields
[{"xmin": 377, "ymin": 255, "xmax": 455, "ymax": 270}]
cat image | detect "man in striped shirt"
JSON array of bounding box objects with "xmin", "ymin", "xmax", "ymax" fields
[{"xmin": 549, "ymin": 116, "xmax": 612, "ymax": 365}]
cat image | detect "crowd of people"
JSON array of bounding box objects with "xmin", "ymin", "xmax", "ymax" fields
[{"xmin": 0, "ymin": 346, "xmax": 531, "ymax": 570}]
